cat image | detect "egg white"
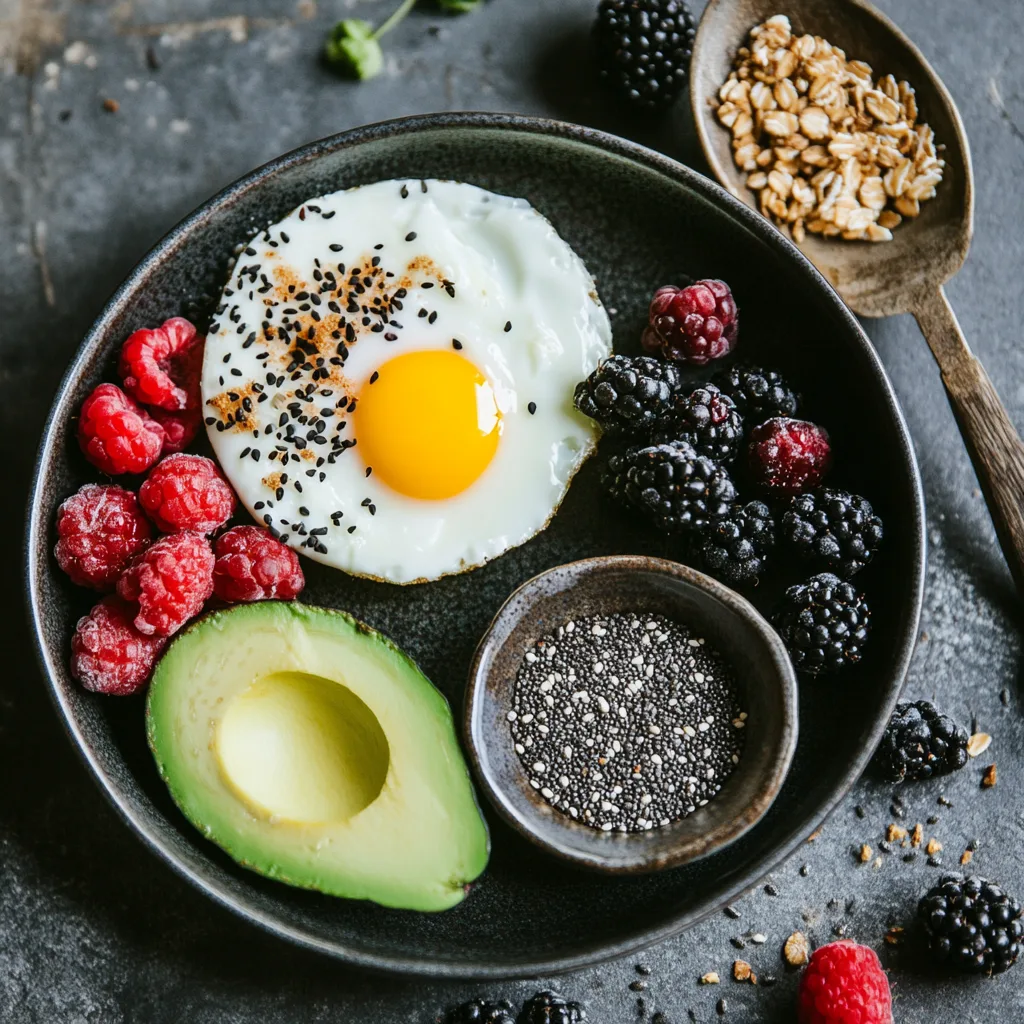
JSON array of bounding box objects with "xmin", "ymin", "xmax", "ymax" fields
[{"xmin": 202, "ymin": 179, "xmax": 612, "ymax": 584}]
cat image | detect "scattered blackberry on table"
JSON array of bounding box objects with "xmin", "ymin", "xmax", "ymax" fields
[
  {"xmin": 593, "ymin": 0, "xmax": 695, "ymax": 110},
  {"xmin": 55, "ymin": 483, "xmax": 153, "ymax": 590},
  {"xmin": 919, "ymin": 874, "xmax": 1023, "ymax": 974},
  {"xmin": 655, "ymin": 384, "xmax": 744, "ymax": 462},
  {"xmin": 781, "ymin": 488, "xmax": 883, "ymax": 577},
  {"xmin": 873, "ymin": 700, "xmax": 969, "ymax": 783},
  {"xmin": 604, "ymin": 439, "xmax": 737, "ymax": 534},
  {"xmin": 642, "ymin": 280, "xmax": 738, "ymax": 364},
  {"xmin": 573, "ymin": 354, "xmax": 682, "ymax": 435},
  {"xmin": 519, "ymin": 991, "xmax": 587, "ymax": 1024},
  {"xmin": 773, "ymin": 573, "xmax": 870, "ymax": 676},
  {"xmin": 446, "ymin": 998, "xmax": 517, "ymax": 1024},
  {"xmin": 713, "ymin": 364, "xmax": 799, "ymax": 422},
  {"xmin": 748, "ymin": 417, "xmax": 831, "ymax": 496},
  {"xmin": 700, "ymin": 501, "xmax": 775, "ymax": 583},
  {"xmin": 797, "ymin": 941, "xmax": 892, "ymax": 1024}
]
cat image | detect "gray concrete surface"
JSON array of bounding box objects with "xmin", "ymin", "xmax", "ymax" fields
[{"xmin": 3, "ymin": 0, "xmax": 1023, "ymax": 1020}]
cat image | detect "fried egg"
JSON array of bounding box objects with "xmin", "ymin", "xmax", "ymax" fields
[{"xmin": 202, "ymin": 179, "xmax": 612, "ymax": 583}]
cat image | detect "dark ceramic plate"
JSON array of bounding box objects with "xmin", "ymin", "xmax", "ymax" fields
[{"xmin": 25, "ymin": 113, "xmax": 925, "ymax": 978}]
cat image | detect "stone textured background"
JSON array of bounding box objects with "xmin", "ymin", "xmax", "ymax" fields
[{"xmin": 3, "ymin": 0, "xmax": 1023, "ymax": 1020}]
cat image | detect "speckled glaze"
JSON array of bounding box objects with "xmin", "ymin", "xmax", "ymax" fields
[
  {"xmin": 25, "ymin": 113, "xmax": 925, "ymax": 978},
  {"xmin": 466, "ymin": 556, "xmax": 798, "ymax": 872}
]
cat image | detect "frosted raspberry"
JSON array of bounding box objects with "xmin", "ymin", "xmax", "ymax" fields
[
  {"xmin": 149, "ymin": 406, "xmax": 202, "ymax": 454},
  {"xmin": 748, "ymin": 417, "xmax": 831, "ymax": 496},
  {"xmin": 798, "ymin": 940, "xmax": 892, "ymax": 1024},
  {"xmin": 55, "ymin": 483, "xmax": 152, "ymax": 590},
  {"xmin": 77, "ymin": 383, "xmax": 165, "ymax": 476},
  {"xmin": 213, "ymin": 526, "xmax": 305, "ymax": 602},
  {"xmin": 117, "ymin": 532, "xmax": 215, "ymax": 637},
  {"xmin": 71, "ymin": 596, "xmax": 168, "ymax": 695},
  {"xmin": 642, "ymin": 279, "xmax": 739, "ymax": 365},
  {"xmin": 118, "ymin": 317, "xmax": 201, "ymax": 411},
  {"xmin": 139, "ymin": 454, "xmax": 236, "ymax": 534}
]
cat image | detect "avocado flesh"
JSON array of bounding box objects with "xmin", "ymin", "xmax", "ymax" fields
[{"xmin": 146, "ymin": 601, "xmax": 490, "ymax": 912}]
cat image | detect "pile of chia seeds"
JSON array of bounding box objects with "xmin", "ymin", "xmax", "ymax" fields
[{"xmin": 508, "ymin": 612, "xmax": 746, "ymax": 833}]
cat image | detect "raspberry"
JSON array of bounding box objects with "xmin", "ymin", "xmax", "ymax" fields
[
  {"xmin": 797, "ymin": 941, "xmax": 892, "ymax": 1024},
  {"xmin": 117, "ymin": 531, "xmax": 215, "ymax": 637},
  {"xmin": 55, "ymin": 483, "xmax": 153, "ymax": 590},
  {"xmin": 213, "ymin": 526, "xmax": 305, "ymax": 602},
  {"xmin": 139, "ymin": 454, "xmax": 237, "ymax": 534},
  {"xmin": 748, "ymin": 417, "xmax": 831, "ymax": 496},
  {"xmin": 118, "ymin": 317, "xmax": 201, "ymax": 411},
  {"xmin": 70, "ymin": 596, "xmax": 168, "ymax": 695},
  {"xmin": 146, "ymin": 337, "xmax": 204, "ymax": 452},
  {"xmin": 642, "ymin": 280, "xmax": 738, "ymax": 365},
  {"xmin": 77, "ymin": 383, "xmax": 165, "ymax": 476}
]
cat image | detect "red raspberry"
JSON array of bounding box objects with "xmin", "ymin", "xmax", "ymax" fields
[
  {"xmin": 642, "ymin": 280, "xmax": 739, "ymax": 365},
  {"xmin": 748, "ymin": 417, "xmax": 831, "ymax": 496},
  {"xmin": 118, "ymin": 317, "xmax": 201, "ymax": 411},
  {"xmin": 55, "ymin": 484, "xmax": 153, "ymax": 590},
  {"xmin": 139, "ymin": 454, "xmax": 237, "ymax": 534},
  {"xmin": 117, "ymin": 531, "xmax": 215, "ymax": 637},
  {"xmin": 213, "ymin": 526, "xmax": 305, "ymax": 602},
  {"xmin": 71, "ymin": 596, "xmax": 168, "ymax": 695},
  {"xmin": 798, "ymin": 940, "xmax": 892, "ymax": 1024},
  {"xmin": 146, "ymin": 336, "xmax": 205, "ymax": 452},
  {"xmin": 78, "ymin": 383, "xmax": 165, "ymax": 476}
]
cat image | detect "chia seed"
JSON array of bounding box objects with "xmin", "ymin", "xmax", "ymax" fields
[{"xmin": 509, "ymin": 612, "xmax": 746, "ymax": 833}]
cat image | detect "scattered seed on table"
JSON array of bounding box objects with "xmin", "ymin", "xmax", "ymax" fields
[{"xmin": 509, "ymin": 612, "xmax": 746, "ymax": 832}]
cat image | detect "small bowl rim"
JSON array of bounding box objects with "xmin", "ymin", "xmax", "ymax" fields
[{"xmin": 464, "ymin": 555, "xmax": 799, "ymax": 874}]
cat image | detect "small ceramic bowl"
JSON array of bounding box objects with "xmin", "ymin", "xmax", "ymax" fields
[{"xmin": 465, "ymin": 555, "xmax": 798, "ymax": 874}]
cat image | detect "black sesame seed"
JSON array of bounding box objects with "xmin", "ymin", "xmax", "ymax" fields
[
  {"xmin": 452, "ymin": 339, "xmax": 463, "ymax": 350},
  {"xmin": 528, "ymin": 402, "xmax": 537, "ymax": 415},
  {"xmin": 504, "ymin": 320, "xmax": 512, "ymax": 332}
]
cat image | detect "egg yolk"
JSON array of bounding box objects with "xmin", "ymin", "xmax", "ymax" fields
[{"xmin": 355, "ymin": 350, "xmax": 502, "ymax": 500}]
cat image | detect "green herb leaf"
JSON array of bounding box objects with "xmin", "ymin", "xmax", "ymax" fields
[
  {"xmin": 437, "ymin": 0, "xmax": 483, "ymax": 11},
  {"xmin": 324, "ymin": 19, "xmax": 384, "ymax": 80}
]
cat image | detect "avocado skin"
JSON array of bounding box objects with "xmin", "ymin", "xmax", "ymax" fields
[{"xmin": 146, "ymin": 601, "xmax": 490, "ymax": 912}]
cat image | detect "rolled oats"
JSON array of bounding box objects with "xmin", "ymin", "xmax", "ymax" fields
[{"xmin": 714, "ymin": 15, "xmax": 944, "ymax": 243}]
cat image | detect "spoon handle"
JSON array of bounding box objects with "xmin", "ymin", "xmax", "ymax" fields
[{"xmin": 913, "ymin": 285, "xmax": 1024, "ymax": 594}]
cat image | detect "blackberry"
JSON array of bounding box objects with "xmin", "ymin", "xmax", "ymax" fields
[
  {"xmin": 574, "ymin": 354, "xmax": 682, "ymax": 436},
  {"xmin": 519, "ymin": 991, "xmax": 587, "ymax": 1024},
  {"xmin": 447, "ymin": 999, "xmax": 517, "ymax": 1024},
  {"xmin": 781, "ymin": 488, "xmax": 883, "ymax": 577},
  {"xmin": 605, "ymin": 439, "xmax": 737, "ymax": 534},
  {"xmin": 655, "ymin": 384, "xmax": 744, "ymax": 462},
  {"xmin": 919, "ymin": 874, "xmax": 1023, "ymax": 974},
  {"xmin": 773, "ymin": 573, "xmax": 870, "ymax": 676},
  {"xmin": 700, "ymin": 501, "xmax": 775, "ymax": 583},
  {"xmin": 594, "ymin": 0, "xmax": 696, "ymax": 110},
  {"xmin": 872, "ymin": 700, "xmax": 969, "ymax": 783},
  {"xmin": 713, "ymin": 365, "xmax": 799, "ymax": 422}
]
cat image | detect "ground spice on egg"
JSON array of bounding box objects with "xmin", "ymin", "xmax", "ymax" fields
[{"xmin": 508, "ymin": 612, "xmax": 747, "ymax": 833}]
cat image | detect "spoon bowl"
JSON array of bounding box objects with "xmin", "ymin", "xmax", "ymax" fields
[
  {"xmin": 691, "ymin": 0, "xmax": 972, "ymax": 317},
  {"xmin": 692, "ymin": 0, "xmax": 1024, "ymax": 598}
]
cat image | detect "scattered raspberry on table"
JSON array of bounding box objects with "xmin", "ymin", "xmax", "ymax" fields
[
  {"xmin": 118, "ymin": 317, "xmax": 202, "ymax": 411},
  {"xmin": 77, "ymin": 383, "xmax": 165, "ymax": 476},
  {"xmin": 117, "ymin": 531, "xmax": 215, "ymax": 637},
  {"xmin": 55, "ymin": 483, "xmax": 153, "ymax": 590},
  {"xmin": 213, "ymin": 526, "xmax": 305, "ymax": 602},
  {"xmin": 70, "ymin": 595, "xmax": 168, "ymax": 695},
  {"xmin": 139, "ymin": 453, "xmax": 236, "ymax": 534},
  {"xmin": 798, "ymin": 940, "xmax": 892, "ymax": 1024}
]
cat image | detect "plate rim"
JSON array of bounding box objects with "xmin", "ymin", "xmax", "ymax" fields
[{"xmin": 24, "ymin": 110, "xmax": 926, "ymax": 979}]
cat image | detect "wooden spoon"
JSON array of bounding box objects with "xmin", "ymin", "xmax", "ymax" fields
[{"xmin": 691, "ymin": 0, "xmax": 1024, "ymax": 594}]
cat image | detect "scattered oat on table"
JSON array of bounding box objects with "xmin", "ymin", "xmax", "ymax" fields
[
  {"xmin": 783, "ymin": 931, "xmax": 810, "ymax": 967},
  {"xmin": 967, "ymin": 732, "xmax": 992, "ymax": 757},
  {"xmin": 982, "ymin": 763, "xmax": 997, "ymax": 788},
  {"xmin": 714, "ymin": 14, "xmax": 944, "ymax": 242}
]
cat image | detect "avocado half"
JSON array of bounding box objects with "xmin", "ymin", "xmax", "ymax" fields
[{"xmin": 146, "ymin": 601, "xmax": 490, "ymax": 912}]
